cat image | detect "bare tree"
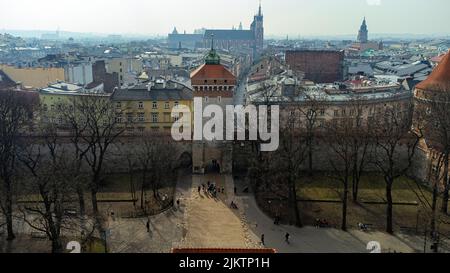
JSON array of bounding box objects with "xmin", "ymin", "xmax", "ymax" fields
[
  {"xmin": 75, "ymin": 95, "xmax": 125, "ymax": 215},
  {"xmin": 18, "ymin": 123, "xmax": 74, "ymax": 253},
  {"xmin": 249, "ymin": 108, "xmax": 307, "ymax": 227},
  {"xmin": 324, "ymin": 118, "xmax": 354, "ymax": 231},
  {"xmin": 299, "ymin": 94, "xmax": 322, "ymax": 176},
  {"xmin": 371, "ymin": 104, "xmax": 421, "ymax": 234},
  {"xmin": 135, "ymin": 134, "xmax": 177, "ymax": 211},
  {"xmin": 0, "ymin": 90, "xmax": 35, "ymax": 240},
  {"xmin": 348, "ymin": 99, "xmax": 372, "ymax": 202}
]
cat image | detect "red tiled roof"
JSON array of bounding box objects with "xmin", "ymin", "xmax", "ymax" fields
[
  {"xmin": 430, "ymin": 54, "xmax": 445, "ymax": 63},
  {"xmin": 190, "ymin": 64, "xmax": 236, "ymax": 81},
  {"xmin": 171, "ymin": 248, "xmax": 277, "ymax": 254},
  {"xmin": 416, "ymin": 51, "xmax": 450, "ymax": 92}
]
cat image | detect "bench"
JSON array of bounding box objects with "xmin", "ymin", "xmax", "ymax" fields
[
  {"xmin": 31, "ymin": 232, "xmax": 47, "ymax": 239},
  {"xmin": 358, "ymin": 223, "xmax": 374, "ymax": 231},
  {"xmin": 64, "ymin": 209, "xmax": 78, "ymax": 216}
]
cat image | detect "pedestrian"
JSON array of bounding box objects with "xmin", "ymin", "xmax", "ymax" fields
[
  {"xmin": 261, "ymin": 234, "xmax": 265, "ymax": 246},
  {"xmin": 176, "ymin": 199, "xmax": 180, "ymax": 207},
  {"xmin": 146, "ymin": 219, "xmax": 150, "ymax": 233},
  {"xmin": 207, "ymin": 181, "xmax": 210, "ymax": 187},
  {"xmin": 198, "ymin": 186, "xmax": 201, "ymax": 194},
  {"xmin": 234, "ymin": 187, "xmax": 237, "ymax": 194},
  {"xmin": 222, "ymin": 187, "xmax": 225, "ymax": 194},
  {"xmin": 285, "ymin": 232, "xmax": 290, "ymax": 244}
]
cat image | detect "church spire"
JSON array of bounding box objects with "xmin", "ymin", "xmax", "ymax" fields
[
  {"xmin": 205, "ymin": 34, "xmax": 220, "ymax": 65},
  {"xmin": 258, "ymin": 0, "xmax": 262, "ymax": 16}
]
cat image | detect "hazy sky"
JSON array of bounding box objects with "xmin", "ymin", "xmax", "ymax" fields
[{"xmin": 1, "ymin": 0, "xmax": 449, "ymax": 36}]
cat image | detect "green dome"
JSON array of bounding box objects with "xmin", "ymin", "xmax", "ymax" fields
[{"xmin": 205, "ymin": 48, "xmax": 220, "ymax": 65}]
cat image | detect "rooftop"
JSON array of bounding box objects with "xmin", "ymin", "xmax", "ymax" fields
[
  {"xmin": 416, "ymin": 50, "xmax": 450, "ymax": 92},
  {"xmin": 112, "ymin": 80, "xmax": 192, "ymax": 101}
]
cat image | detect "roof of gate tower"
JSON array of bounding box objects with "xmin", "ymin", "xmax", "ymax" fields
[
  {"xmin": 416, "ymin": 50, "xmax": 450, "ymax": 92},
  {"xmin": 190, "ymin": 64, "xmax": 236, "ymax": 83}
]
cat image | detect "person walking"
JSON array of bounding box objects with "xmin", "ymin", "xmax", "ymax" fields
[
  {"xmin": 176, "ymin": 199, "xmax": 180, "ymax": 207},
  {"xmin": 198, "ymin": 186, "xmax": 201, "ymax": 194},
  {"xmin": 146, "ymin": 219, "xmax": 150, "ymax": 233},
  {"xmin": 285, "ymin": 232, "xmax": 290, "ymax": 244},
  {"xmin": 261, "ymin": 234, "xmax": 265, "ymax": 246}
]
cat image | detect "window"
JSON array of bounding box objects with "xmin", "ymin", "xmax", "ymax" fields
[
  {"xmin": 174, "ymin": 101, "xmax": 179, "ymax": 107},
  {"xmin": 138, "ymin": 102, "xmax": 144, "ymax": 109},
  {"xmin": 127, "ymin": 113, "xmax": 133, "ymax": 123},
  {"xmin": 152, "ymin": 101, "xmax": 158, "ymax": 109},
  {"xmin": 334, "ymin": 110, "xmax": 339, "ymax": 117},
  {"xmin": 138, "ymin": 113, "xmax": 145, "ymax": 122},
  {"xmin": 319, "ymin": 109, "xmax": 325, "ymax": 116},
  {"xmin": 165, "ymin": 102, "xmax": 170, "ymax": 109},
  {"xmin": 152, "ymin": 113, "xmax": 159, "ymax": 123},
  {"xmin": 173, "ymin": 113, "xmax": 180, "ymax": 122},
  {"xmin": 116, "ymin": 102, "xmax": 121, "ymax": 109},
  {"xmin": 115, "ymin": 113, "xmax": 123, "ymax": 123},
  {"xmin": 138, "ymin": 127, "xmax": 145, "ymax": 133}
]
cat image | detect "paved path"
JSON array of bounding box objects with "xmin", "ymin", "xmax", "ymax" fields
[
  {"xmin": 178, "ymin": 174, "xmax": 260, "ymax": 249},
  {"xmin": 107, "ymin": 169, "xmax": 192, "ymax": 253}
]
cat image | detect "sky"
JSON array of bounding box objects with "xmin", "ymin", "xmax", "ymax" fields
[{"xmin": 0, "ymin": 0, "xmax": 449, "ymax": 37}]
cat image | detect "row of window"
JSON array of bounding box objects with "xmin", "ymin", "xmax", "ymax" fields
[
  {"xmin": 115, "ymin": 112, "xmax": 183, "ymax": 123},
  {"xmin": 116, "ymin": 101, "xmax": 180, "ymax": 110},
  {"xmin": 194, "ymin": 86, "xmax": 233, "ymax": 92}
]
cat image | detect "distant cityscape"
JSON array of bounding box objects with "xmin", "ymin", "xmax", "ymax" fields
[{"xmin": 1, "ymin": 1, "xmax": 450, "ymax": 256}]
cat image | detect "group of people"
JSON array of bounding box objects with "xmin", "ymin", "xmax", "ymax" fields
[
  {"xmin": 314, "ymin": 218, "xmax": 330, "ymax": 228},
  {"xmin": 260, "ymin": 232, "xmax": 291, "ymax": 246},
  {"xmin": 198, "ymin": 181, "xmax": 224, "ymax": 198},
  {"xmin": 358, "ymin": 222, "xmax": 369, "ymax": 231}
]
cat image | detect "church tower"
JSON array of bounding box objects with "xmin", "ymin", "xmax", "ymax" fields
[
  {"xmin": 251, "ymin": 2, "xmax": 264, "ymax": 55},
  {"xmin": 357, "ymin": 17, "xmax": 368, "ymax": 43}
]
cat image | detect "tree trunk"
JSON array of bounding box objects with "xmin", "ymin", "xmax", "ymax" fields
[
  {"xmin": 352, "ymin": 175, "xmax": 359, "ymax": 202},
  {"xmin": 140, "ymin": 172, "xmax": 147, "ymax": 209},
  {"xmin": 290, "ymin": 177, "xmax": 302, "ymax": 227},
  {"xmin": 91, "ymin": 190, "xmax": 98, "ymax": 215},
  {"xmin": 308, "ymin": 139, "xmax": 313, "ymax": 176},
  {"xmin": 441, "ymin": 155, "xmax": 449, "ymax": 214},
  {"xmin": 77, "ymin": 186, "xmax": 85, "ymax": 216},
  {"xmin": 386, "ymin": 180, "xmax": 394, "ymax": 234},
  {"xmin": 431, "ymin": 180, "xmax": 438, "ymax": 243},
  {"xmin": 51, "ymin": 238, "xmax": 63, "ymax": 253},
  {"xmin": 342, "ymin": 181, "xmax": 348, "ymax": 231},
  {"xmin": 5, "ymin": 179, "xmax": 15, "ymax": 241}
]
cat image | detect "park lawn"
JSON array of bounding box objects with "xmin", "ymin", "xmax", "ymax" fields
[
  {"xmin": 298, "ymin": 175, "xmax": 421, "ymax": 202},
  {"xmin": 296, "ymin": 174, "xmax": 450, "ymax": 233}
]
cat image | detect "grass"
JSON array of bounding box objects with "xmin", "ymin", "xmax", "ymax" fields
[{"xmin": 258, "ymin": 174, "xmax": 450, "ymax": 234}]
